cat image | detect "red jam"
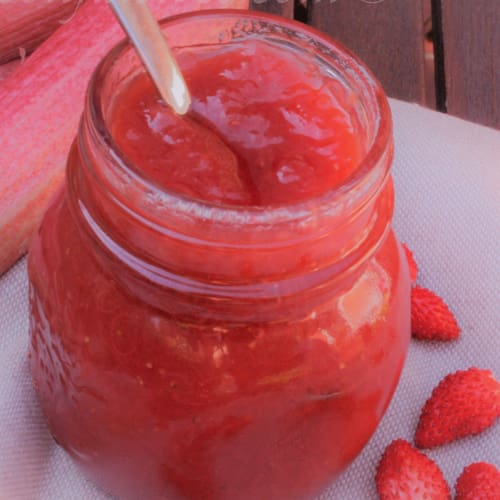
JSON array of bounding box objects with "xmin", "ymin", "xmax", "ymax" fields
[
  {"xmin": 110, "ymin": 39, "xmax": 361, "ymax": 206},
  {"xmin": 28, "ymin": 11, "xmax": 410, "ymax": 500}
]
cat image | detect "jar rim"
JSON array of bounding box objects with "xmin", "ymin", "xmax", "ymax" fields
[{"xmin": 86, "ymin": 9, "xmax": 393, "ymax": 226}]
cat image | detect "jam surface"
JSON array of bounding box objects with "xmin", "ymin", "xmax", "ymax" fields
[
  {"xmin": 28, "ymin": 35, "xmax": 409, "ymax": 500},
  {"xmin": 110, "ymin": 39, "xmax": 362, "ymax": 206}
]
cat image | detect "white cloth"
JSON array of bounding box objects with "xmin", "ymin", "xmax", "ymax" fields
[{"xmin": 1, "ymin": 99, "xmax": 499, "ymax": 499}]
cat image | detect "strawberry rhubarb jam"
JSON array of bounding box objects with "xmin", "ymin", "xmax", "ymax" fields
[{"xmin": 28, "ymin": 11, "xmax": 410, "ymax": 500}]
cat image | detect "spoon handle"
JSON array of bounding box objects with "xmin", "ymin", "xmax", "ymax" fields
[{"xmin": 109, "ymin": 0, "xmax": 191, "ymax": 114}]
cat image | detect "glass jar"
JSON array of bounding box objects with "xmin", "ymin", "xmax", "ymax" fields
[{"xmin": 28, "ymin": 10, "xmax": 410, "ymax": 500}]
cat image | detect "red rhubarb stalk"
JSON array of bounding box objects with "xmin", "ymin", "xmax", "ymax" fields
[
  {"xmin": 0, "ymin": 0, "xmax": 81, "ymax": 64},
  {"xmin": 0, "ymin": 0, "xmax": 249, "ymax": 275},
  {"xmin": 0, "ymin": 59, "xmax": 22, "ymax": 83}
]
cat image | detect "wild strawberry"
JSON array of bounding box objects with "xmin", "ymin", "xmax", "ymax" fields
[
  {"xmin": 402, "ymin": 243, "xmax": 418, "ymax": 285},
  {"xmin": 415, "ymin": 368, "xmax": 500, "ymax": 448},
  {"xmin": 411, "ymin": 286, "xmax": 460, "ymax": 341},
  {"xmin": 455, "ymin": 462, "xmax": 500, "ymax": 499},
  {"xmin": 376, "ymin": 439, "xmax": 450, "ymax": 499}
]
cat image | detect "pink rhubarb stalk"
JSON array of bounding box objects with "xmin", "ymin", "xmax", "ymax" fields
[
  {"xmin": 0, "ymin": 0, "xmax": 81, "ymax": 64},
  {"xmin": 0, "ymin": 59, "xmax": 22, "ymax": 83},
  {"xmin": 0, "ymin": 0, "xmax": 249, "ymax": 275}
]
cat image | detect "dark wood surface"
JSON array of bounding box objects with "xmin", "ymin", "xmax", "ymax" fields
[
  {"xmin": 437, "ymin": 0, "xmax": 500, "ymax": 129},
  {"xmin": 250, "ymin": 1, "xmax": 426, "ymax": 105},
  {"xmin": 308, "ymin": 0, "xmax": 426, "ymax": 104},
  {"xmin": 250, "ymin": 0, "xmax": 294, "ymax": 18}
]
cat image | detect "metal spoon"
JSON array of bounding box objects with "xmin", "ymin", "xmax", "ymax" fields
[{"xmin": 109, "ymin": 0, "xmax": 191, "ymax": 115}]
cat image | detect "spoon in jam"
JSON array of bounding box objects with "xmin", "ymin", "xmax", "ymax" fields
[{"xmin": 108, "ymin": 0, "xmax": 191, "ymax": 114}]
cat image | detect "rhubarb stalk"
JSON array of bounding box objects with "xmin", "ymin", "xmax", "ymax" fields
[
  {"xmin": 0, "ymin": 0, "xmax": 81, "ymax": 64},
  {"xmin": 0, "ymin": 0, "xmax": 249, "ymax": 275},
  {"xmin": 0, "ymin": 59, "xmax": 22, "ymax": 82}
]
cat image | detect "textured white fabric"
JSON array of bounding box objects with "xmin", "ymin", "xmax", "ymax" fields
[{"xmin": 1, "ymin": 99, "xmax": 499, "ymax": 499}]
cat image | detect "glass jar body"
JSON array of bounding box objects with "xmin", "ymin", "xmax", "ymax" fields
[
  {"xmin": 29, "ymin": 191, "xmax": 409, "ymax": 500},
  {"xmin": 28, "ymin": 10, "xmax": 410, "ymax": 500}
]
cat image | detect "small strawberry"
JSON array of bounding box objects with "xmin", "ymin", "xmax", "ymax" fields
[
  {"xmin": 411, "ymin": 286, "xmax": 460, "ymax": 341},
  {"xmin": 402, "ymin": 243, "xmax": 418, "ymax": 285},
  {"xmin": 376, "ymin": 439, "xmax": 450, "ymax": 499},
  {"xmin": 455, "ymin": 462, "xmax": 500, "ymax": 499},
  {"xmin": 415, "ymin": 367, "xmax": 500, "ymax": 448}
]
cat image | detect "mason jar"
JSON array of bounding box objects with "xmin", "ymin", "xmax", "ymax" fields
[{"xmin": 28, "ymin": 10, "xmax": 410, "ymax": 500}]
